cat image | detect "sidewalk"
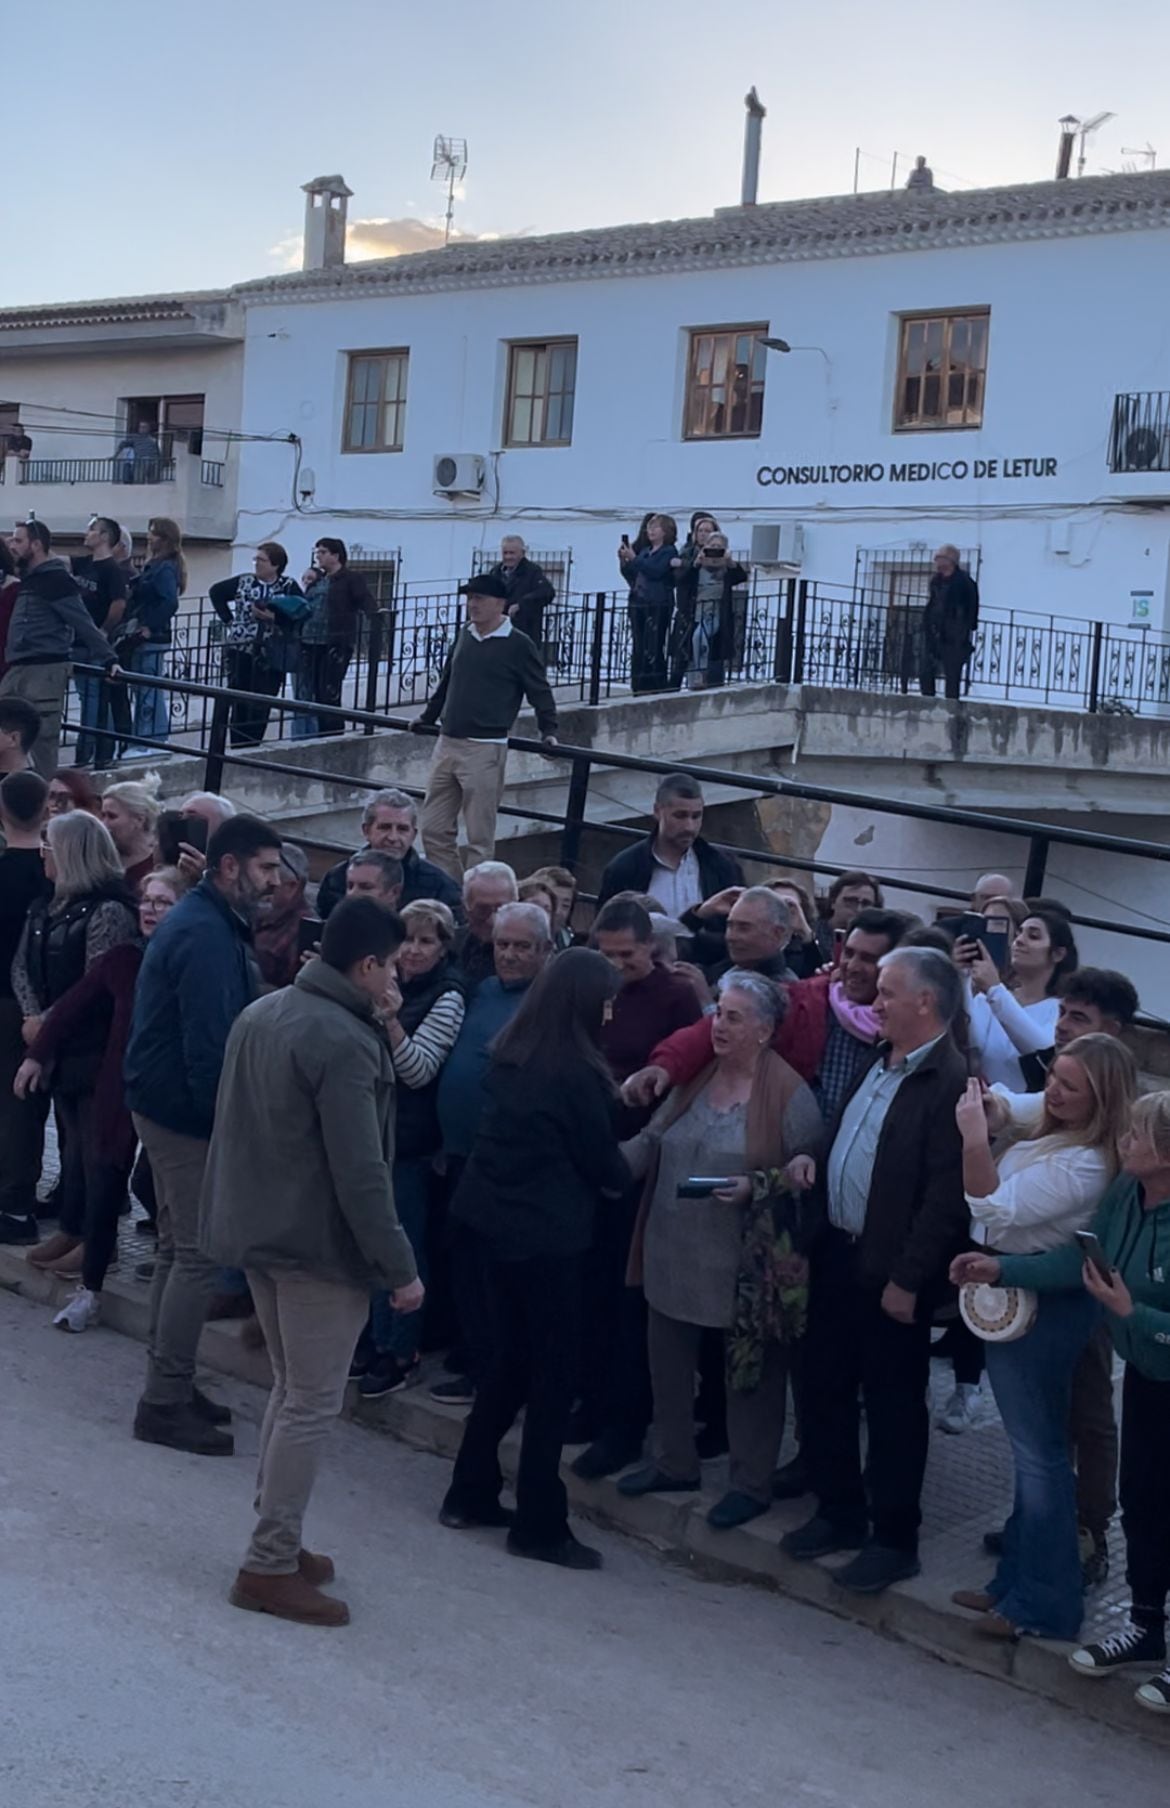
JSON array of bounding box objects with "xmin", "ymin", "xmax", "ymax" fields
[{"xmin": 3, "ymin": 1226, "xmax": 1164, "ymax": 1748}]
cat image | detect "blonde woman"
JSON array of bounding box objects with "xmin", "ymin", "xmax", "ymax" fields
[
  {"xmin": 101, "ymin": 773, "xmax": 161, "ymax": 892},
  {"xmin": 950, "ymin": 1034, "xmax": 1137, "ymax": 1640}
]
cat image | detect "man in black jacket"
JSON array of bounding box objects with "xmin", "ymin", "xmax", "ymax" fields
[
  {"xmin": 595, "ymin": 772, "xmax": 743, "ymax": 915},
  {"xmin": 1, "ymin": 521, "xmax": 122, "ymax": 775},
  {"xmin": 782, "ymin": 945, "xmax": 969, "ymax": 1594},
  {"xmin": 488, "ymin": 536, "xmax": 555, "ymax": 645},
  {"xmin": 417, "ymin": 575, "xmax": 557, "ymax": 881},
  {"xmin": 316, "ymin": 788, "xmax": 463, "ymax": 921},
  {"xmin": 919, "ymin": 544, "xmax": 979, "ymax": 700}
]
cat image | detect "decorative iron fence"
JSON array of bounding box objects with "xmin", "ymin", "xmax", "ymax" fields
[
  {"xmin": 13, "ymin": 457, "xmax": 176, "ymax": 486},
  {"xmin": 1109, "ymin": 392, "xmax": 1170, "ymax": 474}
]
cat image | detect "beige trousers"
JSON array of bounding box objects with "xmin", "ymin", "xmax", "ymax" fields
[
  {"xmin": 0, "ymin": 661, "xmax": 69, "ymax": 776},
  {"xmin": 418, "ymin": 735, "xmax": 509, "ymax": 879},
  {"xmin": 243, "ymin": 1267, "xmax": 369, "ymax": 1575}
]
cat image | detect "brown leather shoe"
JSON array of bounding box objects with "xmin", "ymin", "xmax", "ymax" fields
[
  {"xmin": 297, "ymin": 1549, "xmax": 335, "ymax": 1586},
  {"xmin": 952, "ymin": 1588, "xmax": 995, "ymax": 1613},
  {"xmin": 49, "ymin": 1245, "xmax": 85, "ymax": 1277},
  {"xmin": 27, "ymin": 1232, "xmax": 81, "ymax": 1269},
  {"xmin": 974, "ymin": 1611, "xmax": 1020, "ymax": 1641},
  {"xmin": 229, "ymin": 1569, "xmax": 349, "ymax": 1626}
]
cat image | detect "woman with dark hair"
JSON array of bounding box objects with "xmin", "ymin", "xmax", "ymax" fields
[
  {"xmin": 963, "ymin": 906, "xmax": 1079, "ymax": 1090},
  {"xmin": 618, "ymin": 513, "xmax": 679, "ymax": 694},
  {"xmin": 110, "ymin": 516, "xmax": 184, "ymax": 755},
  {"xmin": 47, "ymin": 770, "xmax": 102, "ymax": 817},
  {"xmin": 10, "ymin": 812, "xmax": 139, "ymax": 1271},
  {"xmin": 439, "ymin": 947, "xmax": 630, "ymax": 1570},
  {"xmin": 210, "ymin": 543, "xmax": 307, "ymax": 748}
]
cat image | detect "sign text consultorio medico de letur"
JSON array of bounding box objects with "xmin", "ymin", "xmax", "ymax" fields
[{"xmin": 756, "ymin": 456, "xmax": 1059, "ymax": 487}]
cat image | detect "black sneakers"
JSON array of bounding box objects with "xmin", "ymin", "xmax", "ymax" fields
[
  {"xmin": 358, "ymin": 1353, "xmax": 418, "ymax": 1401},
  {"xmin": 133, "ymin": 1400, "xmax": 234, "ymax": 1456},
  {"xmin": 1070, "ymin": 1619, "xmax": 1167, "ymax": 1677}
]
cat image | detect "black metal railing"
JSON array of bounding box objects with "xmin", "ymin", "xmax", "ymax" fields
[
  {"xmin": 12, "ymin": 457, "xmax": 176, "ymax": 486},
  {"xmin": 67, "ymin": 661, "xmax": 1170, "ymax": 960},
  {"xmin": 1109, "ymin": 392, "xmax": 1170, "ymax": 474}
]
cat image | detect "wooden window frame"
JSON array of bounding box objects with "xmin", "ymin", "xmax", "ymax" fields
[
  {"xmin": 503, "ymin": 338, "xmax": 578, "ymax": 448},
  {"xmin": 343, "ymin": 350, "xmax": 409, "ymax": 454},
  {"xmin": 683, "ymin": 324, "xmax": 768, "ymax": 442},
  {"xmin": 893, "ymin": 309, "xmax": 989, "ymax": 433}
]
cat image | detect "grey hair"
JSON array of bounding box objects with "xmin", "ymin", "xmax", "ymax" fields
[
  {"xmin": 717, "ymin": 966, "xmax": 784, "ymax": 1029},
  {"xmin": 501, "ymin": 534, "xmax": 526, "ymax": 549},
  {"xmin": 464, "ymin": 859, "xmax": 518, "ymax": 900},
  {"xmin": 363, "ymin": 787, "xmax": 417, "ymax": 827},
  {"xmin": 180, "ymin": 790, "xmax": 236, "ymax": 823},
  {"xmin": 738, "ymin": 884, "xmax": 790, "ymax": 927},
  {"xmin": 400, "ymin": 897, "xmax": 457, "ymax": 946},
  {"xmin": 879, "ymin": 946, "xmax": 962, "ymax": 1025},
  {"xmin": 46, "ymin": 811, "xmax": 125, "ymax": 900},
  {"xmin": 494, "ymin": 900, "xmax": 551, "ymax": 945},
  {"xmin": 347, "ymin": 848, "xmax": 403, "ymax": 892}
]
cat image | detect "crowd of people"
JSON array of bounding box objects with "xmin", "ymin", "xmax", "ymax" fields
[{"xmin": 1, "ymin": 572, "xmax": 1167, "ymax": 1709}]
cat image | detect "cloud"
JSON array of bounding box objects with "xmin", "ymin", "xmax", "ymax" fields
[{"xmin": 267, "ymin": 215, "xmax": 502, "ymax": 272}]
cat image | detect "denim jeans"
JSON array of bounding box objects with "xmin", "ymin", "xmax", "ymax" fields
[
  {"xmin": 985, "ymin": 1289, "xmax": 1098, "ymax": 1638},
  {"xmin": 74, "ymin": 672, "xmax": 111, "ymax": 766},
  {"xmin": 369, "ymin": 1156, "xmax": 432, "ymax": 1362},
  {"xmin": 131, "ymin": 646, "xmax": 169, "ymax": 744},
  {"xmin": 290, "ymin": 662, "xmax": 318, "ymax": 739}
]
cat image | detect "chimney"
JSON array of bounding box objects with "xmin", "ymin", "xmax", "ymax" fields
[
  {"xmin": 905, "ymin": 155, "xmax": 934, "ymax": 192},
  {"xmin": 741, "ymin": 87, "xmax": 766, "ymax": 207},
  {"xmin": 301, "ymin": 174, "xmax": 353, "ymax": 271},
  {"xmin": 1056, "ymin": 117, "xmax": 1077, "ymax": 180}
]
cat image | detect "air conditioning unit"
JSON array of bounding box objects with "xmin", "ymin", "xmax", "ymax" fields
[
  {"xmin": 750, "ymin": 522, "xmax": 805, "ymax": 566},
  {"xmin": 432, "ymin": 453, "xmax": 486, "ymax": 497}
]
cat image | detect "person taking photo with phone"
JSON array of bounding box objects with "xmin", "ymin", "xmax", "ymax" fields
[
  {"xmin": 960, "ymin": 905, "xmax": 1077, "ymax": 1091},
  {"xmin": 949, "ymin": 1034, "xmax": 1136, "ymax": 1642}
]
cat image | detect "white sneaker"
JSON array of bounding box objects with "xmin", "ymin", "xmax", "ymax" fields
[
  {"xmin": 937, "ymin": 1383, "xmax": 981, "ymax": 1434},
  {"xmin": 53, "ymin": 1288, "xmax": 101, "ymax": 1333}
]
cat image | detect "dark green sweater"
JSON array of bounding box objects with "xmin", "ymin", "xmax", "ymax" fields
[
  {"xmin": 419, "ymin": 624, "xmax": 557, "ymax": 740},
  {"xmin": 999, "ymin": 1174, "xmax": 1170, "ymax": 1382}
]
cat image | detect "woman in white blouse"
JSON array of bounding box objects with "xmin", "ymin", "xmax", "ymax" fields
[
  {"xmin": 949, "ymin": 1034, "xmax": 1136, "ymax": 1641},
  {"xmin": 963, "ymin": 906, "xmax": 1078, "ymax": 1091}
]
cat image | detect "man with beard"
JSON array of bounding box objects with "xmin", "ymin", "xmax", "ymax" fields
[{"xmin": 124, "ymin": 815, "xmax": 283, "ymax": 1455}]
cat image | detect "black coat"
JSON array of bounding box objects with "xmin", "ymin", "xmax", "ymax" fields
[
  {"xmin": 669, "ymin": 558, "xmax": 748, "ymax": 677},
  {"xmin": 923, "ymin": 567, "xmax": 979, "ymax": 653},
  {"xmin": 596, "ymin": 833, "xmax": 744, "ymax": 910},
  {"xmin": 316, "ymin": 843, "xmax": 464, "ymax": 922},
  {"xmin": 819, "ymin": 1033, "xmax": 969, "ymax": 1300},
  {"xmin": 452, "ymin": 1053, "xmax": 629, "ymax": 1260},
  {"xmin": 488, "ymin": 558, "xmax": 555, "ymax": 642}
]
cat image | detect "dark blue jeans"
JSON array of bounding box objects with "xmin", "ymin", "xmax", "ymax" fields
[
  {"xmin": 370, "ymin": 1156, "xmax": 432, "ymax": 1363},
  {"xmin": 986, "ymin": 1289, "xmax": 1098, "ymax": 1638}
]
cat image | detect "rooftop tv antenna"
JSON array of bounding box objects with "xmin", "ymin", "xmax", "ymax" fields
[
  {"xmin": 1121, "ymin": 143, "xmax": 1157, "ymax": 170},
  {"xmin": 1072, "ymin": 111, "xmax": 1116, "ymax": 177},
  {"xmin": 431, "ymin": 135, "xmax": 468, "ymax": 245}
]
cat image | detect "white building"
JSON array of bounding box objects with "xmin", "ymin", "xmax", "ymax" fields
[{"xmin": 229, "ymin": 167, "xmax": 1170, "ymax": 639}]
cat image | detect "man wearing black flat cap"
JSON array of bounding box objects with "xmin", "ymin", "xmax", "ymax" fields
[{"xmin": 417, "ymin": 574, "xmax": 558, "ymax": 880}]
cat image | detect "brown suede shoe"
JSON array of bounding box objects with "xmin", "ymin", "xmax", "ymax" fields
[
  {"xmin": 229, "ymin": 1569, "xmax": 349, "ymax": 1626},
  {"xmin": 27, "ymin": 1232, "xmax": 81, "ymax": 1269},
  {"xmin": 952, "ymin": 1588, "xmax": 995, "ymax": 1613},
  {"xmin": 297, "ymin": 1549, "xmax": 335, "ymax": 1586}
]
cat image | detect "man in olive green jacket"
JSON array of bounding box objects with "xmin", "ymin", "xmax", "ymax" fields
[{"xmin": 201, "ymin": 895, "xmax": 423, "ymax": 1627}]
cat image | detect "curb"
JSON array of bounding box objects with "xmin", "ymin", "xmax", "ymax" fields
[{"xmin": 5, "ymin": 1245, "xmax": 1167, "ymax": 1747}]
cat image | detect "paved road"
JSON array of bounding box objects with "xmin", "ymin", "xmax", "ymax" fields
[{"xmin": 0, "ymin": 1288, "xmax": 1158, "ymax": 1808}]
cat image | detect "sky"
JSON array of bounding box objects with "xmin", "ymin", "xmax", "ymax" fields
[{"xmin": 7, "ymin": 0, "xmax": 1170, "ymax": 307}]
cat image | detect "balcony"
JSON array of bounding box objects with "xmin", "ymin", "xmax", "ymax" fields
[
  {"xmin": 0, "ymin": 444, "xmax": 235, "ymax": 540},
  {"xmin": 1109, "ymin": 391, "xmax": 1170, "ymax": 474}
]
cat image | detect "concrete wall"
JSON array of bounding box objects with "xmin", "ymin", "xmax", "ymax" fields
[{"xmin": 235, "ymin": 228, "xmax": 1170, "ymax": 618}]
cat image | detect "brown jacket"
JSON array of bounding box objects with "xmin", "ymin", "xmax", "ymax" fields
[{"xmin": 822, "ymin": 1033, "xmax": 968, "ymax": 1299}]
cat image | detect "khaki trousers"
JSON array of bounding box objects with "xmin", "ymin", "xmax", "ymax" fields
[
  {"xmin": 132, "ymin": 1114, "xmax": 216, "ymax": 1408},
  {"xmin": 418, "ymin": 735, "xmax": 508, "ymax": 879},
  {"xmin": 243, "ymin": 1267, "xmax": 369, "ymax": 1574},
  {"xmin": 648, "ymin": 1307, "xmax": 790, "ymax": 1502},
  {"xmin": 0, "ymin": 662, "xmax": 69, "ymax": 776}
]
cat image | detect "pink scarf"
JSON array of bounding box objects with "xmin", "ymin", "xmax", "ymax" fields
[{"xmin": 829, "ymin": 979, "xmax": 881, "ymax": 1044}]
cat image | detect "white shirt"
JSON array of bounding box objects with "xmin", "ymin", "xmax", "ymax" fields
[
  {"xmin": 646, "ymin": 845, "xmax": 703, "ymax": 917},
  {"xmin": 967, "ymin": 1131, "xmax": 1110, "ymax": 1254},
  {"xmin": 967, "ymin": 986, "xmax": 1058, "ymax": 1091},
  {"xmin": 465, "ymin": 614, "xmax": 512, "ymax": 741}
]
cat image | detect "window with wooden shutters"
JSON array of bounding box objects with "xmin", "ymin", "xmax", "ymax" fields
[
  {"xmin": 895, "ymin": 311, "xmax": 989, "ymax": 431},
  {"xmin": 684, "ymin": 326, "xmax": 767, "ymax": 439},
  {"xmin": 343, "ymin": 351, "xmax": 409, "ymax": 451}
]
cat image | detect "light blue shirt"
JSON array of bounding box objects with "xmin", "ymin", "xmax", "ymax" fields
[{"xmin": 827, "ymin": 1036, "xmax": 943, "ymax": 1235}]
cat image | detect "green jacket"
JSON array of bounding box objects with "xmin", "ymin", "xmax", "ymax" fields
[
  {"xmin": 999, "ymin": 1175, "xmax": 1170, "ymax": 1382},
  {"xmin": 199, "ymin": 959, "xmax": 417, "ymax": 1292}
]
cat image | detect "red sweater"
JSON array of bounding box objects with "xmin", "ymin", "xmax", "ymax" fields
[
  {"xmin": 649, "ymin": 971, "xmax": 834, "ymax": 1087},
  {"xmin": 29, "ymin": 941, "xmax": 142, "ymax": 1166}
]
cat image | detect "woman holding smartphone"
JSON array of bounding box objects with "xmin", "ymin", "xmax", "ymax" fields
[
  {"xmin": 962, "ymin": 905, "xmax": 1077, "ymax": 1091},
  {"xmin": 949, "ymin": 1034, "xmax": 1135, "ymax": 1640}
]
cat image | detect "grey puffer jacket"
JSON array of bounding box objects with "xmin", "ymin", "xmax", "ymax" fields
[{"xmin": 199, "ymin": 959, "xmax": 417, "ymax": 1291}]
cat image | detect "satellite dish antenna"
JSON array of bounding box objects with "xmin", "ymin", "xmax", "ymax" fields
[{"xmin": 431, "ymin": 135, "xmax": 469, "ymax": 245}]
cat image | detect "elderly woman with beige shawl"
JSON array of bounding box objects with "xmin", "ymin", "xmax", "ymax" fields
[{"xmin": 617, "ymin": 969, "xmax": 822, "ymax": 1529}]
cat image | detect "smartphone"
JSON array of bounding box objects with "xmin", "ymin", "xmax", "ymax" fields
[
  {"xmin": 158, "ymin": 810, "xmax": 209, "ymax": 865},
  {"xmin": 621, "ymin": 533, "xmax": 630, "ymax": 548},
  {"xmin": 979, "ymin": 924, "xmax": 1010, "ymax": 974},
  {"xmin": 1075, "ymin": 1230, "xmax": 1113, "ymax": 1284},
  {"xmin": 833, "ymin": 926, "xmax": 847, "ymax": 964},
  {"xmin": 677, "ymin": 1176, "xmax": 736, "ymax": 1198},
  {"xmin": 297, "ymin": 916, "xmax": 324, "ymax": 958}
]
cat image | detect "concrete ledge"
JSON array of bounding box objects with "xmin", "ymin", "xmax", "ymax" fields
[{"xmin": 5, "ymin": 1243, "xmax": 1166, "ymax": 1748}]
